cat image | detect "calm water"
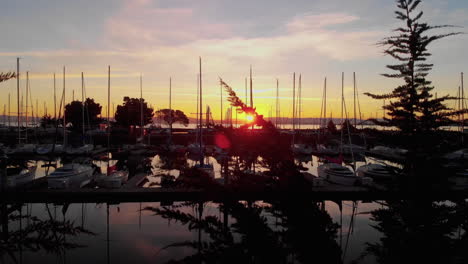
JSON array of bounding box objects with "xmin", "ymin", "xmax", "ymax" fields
[
  {"xmin": 3, "ymin": 200, "xmax": 467, "ymax": 264},
  {"xmin": 3, "ymin": 154, "xmax": 467, "ymax": 263}
]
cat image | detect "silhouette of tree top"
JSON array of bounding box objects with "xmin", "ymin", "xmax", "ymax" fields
[
  {"xmin": 220, "ymin": 78, "xmax": 276, "ymax": 130},
  {"xmin": 156, "ymin": 109, "xmax": 189, "ymax": 127},
  {"xmin": 365, "ymin": 0, "xmax": 464, "ymax": 134},
  {"xmin": 114, "ymin": 97, "xmax": 154, "ymax": 127}
]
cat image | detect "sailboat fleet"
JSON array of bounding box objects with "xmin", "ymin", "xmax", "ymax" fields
[{"xmin": 1, "ymin": 58, "xmax": 466, "ymax": 190}]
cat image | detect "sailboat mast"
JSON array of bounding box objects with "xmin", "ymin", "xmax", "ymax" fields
[
  {"xmin": 25, "ymin": 72, "xmax": 29, "ymax": 142},
  {"xmin": 140, "ymin": 74, "xmax": 143, "ymax": 139},
  {"xmin": 340, "ymin": 72, "xmax": 344, "ymax": 153},
  {"xmin": 298, "ymin": 74, "xmax": 301, "ymax": 130},
  {"xmin": 220, "ymin": 81, "xmax": 222, "ymax": 127},
  {"xmin": 292, "ymin": 72, "xmax": 295, "ymax": 132},
  {"xmin": 198, "ymin": 57, "xmax": 203, "ymax": 158},
  {"xmin": 169, "ymin": 77, "xmax": 172, "ymax": 142},
  {"xmin": 16, "ymin": 58, "xmax": 20, "ymax": 145},
  {"xmin": 462, "ymin": 72, "xmax": 465, "ymax": 144},
  {"xmin": 8, "ymin": 93, "xmax": 10, "ymax": 127},
  {"xmin": 107, "ymin": 66, "xmax": 111, "ymax": 155},
  {"xmin": 250, "ymin": 66, "xmax": 253, "ymax": 108},
  {"xmin": 276, "ymin": 78, "xmax": 279, "ymax": 128},
  {"xmin": 353, "ymin": 72, "xmax": 357, "ymax": 127},
  {"xmin": 199, "ymin": 57, "xmax": 204, "ymax": 165},
  {"xmin": 63, "ymin": 66, "xmax": 66, "ymax": 146},
  {"xmin": 196, "ymin": 74, "xmax": 199, "ymax": 129},
  {"xmin": 82, "ymin": 72, "xmax": 85, "ymax": 145},
  {"xmin": 54, "ymin": 73, "xmax": 56, "ymax": 120}
]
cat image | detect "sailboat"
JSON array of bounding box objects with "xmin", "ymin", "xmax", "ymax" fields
[
  {"xmin": 47, "ymin": 162, "xmax": 95, "ymax": 188},
  {"xmin": 291, "ymin": 73, "xmax": 313, "ymax": 155},
  {"xmin": 96, "ymin": 66, "xmax": 129, "ymax": 188},
  {"xmin": 8, "ymin": 68, "xmax": 36, "ymax": 155},
  {"xmin": 166, "ymin": 77, "xmax": 186, "ymax": 154},
  {"xmin": 3, "ymin": 164, "xmax": 36, "ymax": 188},
  {"xmin": 193, "ymin": 57, "xmax": 214, "ymax": 178},
  {"xmin": 318, "ymin": 73, "xmax": 359, "ymax": 185},
  {"xmin": 188, "ymin": 74, "xmax": 204, "ymax": 155}
]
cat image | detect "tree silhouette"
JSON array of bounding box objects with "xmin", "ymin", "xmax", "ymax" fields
[
  {"xmin": 114, "ymin": 97, "xmax": 154, "ymax": 127},
  {"xmin": 0, "ymin": 72, "xmax": 16, "ymax": 83},
  {"xmin": 220, "ymin": 78, "xmax": 276, "ymax": 130},
  {"xmin": 360, "ymin": 200, "xmax": 462, "ymax": 264},
  {"xmin": 64, "ymin": 98, "xmax": 102, "ymax": 130},
  {"xmin": 365, "ymin": 0, "xmax": 463, "ymax": 134},
  {"xmin": 39, "ymin": 115, "xmax": 56, "ymax": 128},
  {"xmin": 156, "ymin": 109, "xmax": 189, "ymax": 127}
]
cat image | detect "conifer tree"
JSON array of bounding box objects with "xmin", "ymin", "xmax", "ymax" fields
[{"xmin": 365, "ymin": 0, "xmax": 464, "ymax": 134}]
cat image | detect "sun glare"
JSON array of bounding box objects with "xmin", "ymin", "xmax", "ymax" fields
[{"xmin": 245, "ymin": 115, "xmax": 254, "ymax": 122}]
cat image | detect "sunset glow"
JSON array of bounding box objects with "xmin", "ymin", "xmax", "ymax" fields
[{"xmin": 0, "ymin": 0, "xmax": 466, "ymax": 120}]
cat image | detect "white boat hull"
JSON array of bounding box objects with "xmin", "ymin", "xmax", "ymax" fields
[
  {"xmin": 48, "ymin": 165, "xmax": 94, "ymax": 189},
  {"xmin": 318, "ymin": 163, "xmax": 357, "ymax": 186}
]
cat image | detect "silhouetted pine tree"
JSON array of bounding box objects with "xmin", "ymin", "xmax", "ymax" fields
[
  {"xmin": 365, "ymin": 0, "xmax": 464, "ymax": 134},
  {"xmin": 0, "ymin": 72, "xmax": 16, "ymax": 83}
]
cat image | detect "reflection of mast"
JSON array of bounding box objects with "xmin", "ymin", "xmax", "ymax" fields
[
  {"xmin": 139, "ymin": 203, "xmax": 142, "ymax": 230},
  {"xmin": 197, "ymin": 202, "xmax": 203, "ymax": 256}
]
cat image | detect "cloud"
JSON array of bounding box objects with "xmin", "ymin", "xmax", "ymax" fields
[{"xmin": 103, "ymin": 0, "xmax": 232, "ymax": 49}]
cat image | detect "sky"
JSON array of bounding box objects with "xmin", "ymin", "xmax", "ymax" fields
[{"xmin": 0, "ymin": 0, "xmax": 467, "ymax": 121}]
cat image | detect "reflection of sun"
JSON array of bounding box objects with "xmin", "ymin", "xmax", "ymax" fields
[{"xmin": 246, "ymin": 115, "xmax": 254, "ymax": 122}]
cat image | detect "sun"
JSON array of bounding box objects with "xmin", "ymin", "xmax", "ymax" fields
[{"xmin": 245, "ymin": 114, "xmax": 254, "ymax": 123}]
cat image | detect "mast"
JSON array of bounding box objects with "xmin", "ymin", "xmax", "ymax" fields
[
  {"xmin": 169, "ymin": 77, "xmax": 172, "ymax": 143},
  {"xmin": 276, "ymin": 78, "xmax": 279, "ymax": 128},
  {"xmin": 140, "ymin": 74, "xmax": 144, "ymax": 140},
  {"xmin": 462, "ymin": 72, "xmax": 465, "ymax": 144},
  {"xmin": 292, "ymin": 72, "xmax": 296, "ymax": 132},
  {"xmin": 35, "ymin": 99, "xmax": 38, "ymax": 125},
  {"xmin": 199, "ymin": 57, "xmax": 203, "ymax": 165},
  {"xmin": 249, "ymin": 65, "xmax": 253, "ymax": 108},
  {"xmin": 81, "ymin": 72, "xmax": 85, "ymax": 145},
  {"xmin": 8, "ymin": 93, "xmax": 10, "ymax": 127},
  {"xmin": 353, "ymin": 72, "xmax": 357, "ymax": 127},
  {"xmin": 54, "ymin": 73, "xmax": 56, "ymax": 120},
  {"xmin": 16, "ymin": 58, "xmax": 20, "ymax": 145},
  {"xmin": 107, "ymin": 66, "xmax": 111, "ymax": 156},
  {"xmin": 220, "ymin": 81, "xmax": 223, "ymax": 127},
  {"xmin": 324, "ymin": 77, "xmax": 327, "ymax": 128},
  {"xmin": 340, "ymin": 72, "xmax": 344, "ymax": 154},
  {"xmin": 26, "ymin": 72, "xmax": 29, "ymax": 140},
  {"xmin": 196, "ymin": 74, "xmax": 199, "ymax": 129},
  {"xmin": 298, "ymin": 74, "xmax": 302, "ymax": 130},
  {"xmin": 63, "ymin": 66, "xmax": 66, "ymax": 147}
]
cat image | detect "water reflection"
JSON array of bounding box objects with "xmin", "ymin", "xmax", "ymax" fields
[
  {"xmin": 360, "ymin": 200, "xmax": 468, "ymax": 264},
  {"xmin": 1, "ymin": 200, "xmax": 468, "ymax": 264}
]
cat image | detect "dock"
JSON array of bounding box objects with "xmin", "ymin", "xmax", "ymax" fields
[{"xmin": 2, "ymin": 184, "xmax": 468, "ymax": 203}]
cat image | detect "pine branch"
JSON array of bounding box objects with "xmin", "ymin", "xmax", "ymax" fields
[{"xmin": 0, "ymin": 72, "xmax": 16, "ymax": 83}]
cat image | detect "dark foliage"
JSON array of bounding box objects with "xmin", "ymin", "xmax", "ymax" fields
[
  {"xmin": 365, "ymin": 0, "xmax": 464, "ymax": 134},
  {"xmin": 0, "ymin": 72, "xmax": 16, "ymax": 83},
  {"xmin": 64, "ymin": 98, "xmax": 102, "ymax": 130},
  {"xmin": 220, "ymin": 79, "xmax": 276, "ymax": 131},
  {"xmin": 40, "ymin": 115, "xmax": 56, "ymax": 128},
  {"xmin": 114, "ymin": 97, "xmax": 154, "ymax": 127},
  {"xmin": 156, "ymin": 109, "xmax": 189, "ymax": 127}
]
